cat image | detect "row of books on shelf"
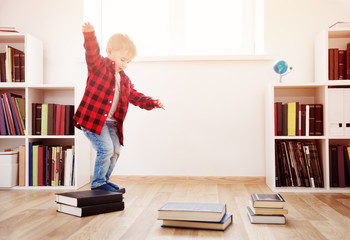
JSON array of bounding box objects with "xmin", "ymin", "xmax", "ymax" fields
[
  {"xmin": 0, "ymin": 92, "xmax": 25, "ymax": 135},
  {"xmin": 247, "ymin": 193, "xmax": 287, "ymax": 224},
  {"xmin": 329, "ymin": 145, "xmax": 350, "ymax": 187},
  {"xmin": 32, "ymin": 103, "xmax": 74, "ymax": 135},
  {"xmin": 56, "ymin": 190, "xmax": 125, "ymax": 217},
  {"xmin": 26, "ymin": 143, "xmax": 75, "ymax": 187},
  {"xmin": 328, "ymin": 45, "xmax": 350, "ymax": 80},
  {"xmin": 274, "ymin": 102, "xmax": 323, "ymax": 136},
  {"xmin": 275, "ymin": 140, "xmax": 324, "ymax": 188},
  {"xmin": 0, "ymin": 45, "xmax": 25, "ymax": 82}
]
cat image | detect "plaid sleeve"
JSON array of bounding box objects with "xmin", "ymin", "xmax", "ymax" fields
[
  {"xmin": 128, "ymin": 82, "xmax": 157, "ymax": 110},
  {"xmin": 83, "ymin": 31, "xmax": 103, "ymax": 71}
]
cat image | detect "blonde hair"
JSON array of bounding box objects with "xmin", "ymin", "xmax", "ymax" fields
[{"xmin": 106, "ymin": 33, "xmax": 137, "ymax": 59}]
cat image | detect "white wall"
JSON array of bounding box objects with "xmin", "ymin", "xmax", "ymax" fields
[{"xmin": 1, "ymin": 0, "xmax": 350, "ymax": 177}]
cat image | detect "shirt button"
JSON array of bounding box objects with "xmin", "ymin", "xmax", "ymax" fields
[
  {"xmin": 104, "ymin": 114, "xmax": 107, "ymax": 117},
  {"xmin": 113, "ymin": 88, "xmax": 115, "ymax": 91},
  {"xmin": 109, "ymin": 101, "xmax": 112, "ymax": 103}
]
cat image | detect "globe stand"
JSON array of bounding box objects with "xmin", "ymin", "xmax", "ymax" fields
[{"xmin": 279, "ymin": 67, "xmax": 293, "ymax": 83}]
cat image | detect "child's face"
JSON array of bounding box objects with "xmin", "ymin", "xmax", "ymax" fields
[{"xmin": 108, "ymin": 49, "xmax": 133, "ymax": 72}]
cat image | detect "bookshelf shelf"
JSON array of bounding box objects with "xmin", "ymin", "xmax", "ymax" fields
[
  {"xmin": 266, "ymin": 28, "xmax": 350, "ymax": 193},
  {"xmin": 0, "ymin": 33, "xmax": 90, "ymax": 190}
]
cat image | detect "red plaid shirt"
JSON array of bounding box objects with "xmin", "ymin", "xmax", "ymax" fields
[{"xmin": 73, "ymin": 31, "xmax": 157, "ymax": 145}]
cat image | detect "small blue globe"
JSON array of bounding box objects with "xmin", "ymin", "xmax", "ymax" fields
[{"xmin": 273, "ymin": 60, "xmax": 288, "ymax": 74}]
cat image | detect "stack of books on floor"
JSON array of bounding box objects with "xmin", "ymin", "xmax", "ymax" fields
[
  {"xmin": 158, "ymin": 202, "xmax": 232, "ymax": 231},
  {"xmin": 55, "ymin": 189, "xmax": 125, "ymax": 217},
  {"xmin": 247, "ymin": 193, "xmax": 288, "ymax": 225}
]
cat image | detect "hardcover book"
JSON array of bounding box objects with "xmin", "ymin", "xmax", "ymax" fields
[
  {"xmin": 161, "ymin": 213, "xmax": 233, "ymax": 231},
  {"xmin": 247, "ymin": 206, "xmax": 285, "ymax": 225},
  {"xmin": 248, "ymin": 201, "xmax": 288, "ymax": 215},
  {"xmin": 56, "ymin": 189, "xmax": 123, "ymax": 207},
  {"xmin": 57, "ymin": 201, "xmax": 124, "ymax": 217},
  {"xmin": 251, "ymin": 193, "xmax": 285, "ymax": 208},
  {"xmin": 158, "ymin": 202, "xmax": 226, "ymax": 222}
]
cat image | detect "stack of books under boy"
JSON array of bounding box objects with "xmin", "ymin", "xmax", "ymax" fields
[
  {"xmin": 247, "ymin": 193, "xmax": 288, "ymax": 225},
  {"xmin": 158, "ymin": 202, "xmax": 233, "ymax": 231},
  {"xmin": 55, "ymin": 189, "xmax": 125, "ymax": 217}
]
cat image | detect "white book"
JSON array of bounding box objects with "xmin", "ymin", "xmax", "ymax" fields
[
  {"xmin": 344, "ymin": 89, "xmax": 350, "ymax": 136},
  {"xmin": 64, "ymin": 147, "xmax": 74, "ymax": 186},
  {"xmin": 328, "ymin": 88, "xmax": 344, "ymax": 136}
]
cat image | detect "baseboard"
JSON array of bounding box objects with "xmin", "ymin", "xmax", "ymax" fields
[{"xmin": 109, "ymin": 175, "xmax": 265, "ymax": 184}]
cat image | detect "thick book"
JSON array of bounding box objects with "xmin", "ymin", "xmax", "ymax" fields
[
  {"xmin": 347, "ymin": 43, "xmax": 350, "ymax": 79},
  {"xmin": 32, "ymin": 145, "xmax": 39, "ymax": 186},
  {"xmin": 287, "ymin": 102, "xmax": 296, "ymax": 136},
  {"xmin": 65, "ymin": 105, "xmax": 74, "ymax": 135},
  {"xmin": 337, "ymin": 145, "xmax": 346, "ymax": 187},
  {"xmin": 248, "ymin": 201, "xmax": 288, "ymax": 215},
  {"xmin": 247, "ymin": 206, "xmax": 285, "ymax": 225},
  {"xmin": 0, "ymin": 53, "xmax": 6, "ymax": 82},
  {"xmin": 0, "ymin": 96, "xmax": 7, "ymax": 135},
  {"xmin": 309, "ymin": 104, "xmax": 315, "ymax": 136},
  {"xmin": 41, "ymin": 104, "xmax": 48, "ymax": 135},
  {"xmin": 32, "ymin": 103, "xmax": 42, "ymax": 135},
  {"xmin": 251, "ymin": 193, "xmax": 285, "ymax": 208},
  {"xmin": 282, "ymin": 104, "xmax": 288, "ymax": 136},
  {"xmin": 56, "ymin": 190, "xmax": 123, "ymax": 207},
  {"xmin": 315, "ymin": 104, "xmax": 323, "ymax": 136},
  {"xmin": 47, "ymin": 103, "xmax": 56, "ymax": 135},
  {"xmin": 275, "ymin": 102, "xmax": 283, "ymax": 136},
  {"xmin": 57, "ymin": 201, "xmax": 124, "ymax": 217},
  {"xmin": 338, "ymin": 50, "xmax": 346, "ymax": 80},
  {"xmin": 158, "ymin": 202, "xmax": 226, "ymax": 222},
  {"xmin": 2, "ymin": 93, "xmax": 16, "ymax": 135},
  {"xmin": 18, "ymin": 145, "xmax": 25, "ymax": 186},
  {"xmin": 329, "ymin": 48, "xmax": 334, "ymax": 80},
  {"xmin": 11, "ymin": 96, "xmax": 24, "ymax": 135},
  {"xmin": 161, "ymin": 213, "xmax": 232, "ymax": 231}
]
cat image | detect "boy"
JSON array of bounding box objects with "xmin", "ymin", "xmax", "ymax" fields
[{"xmin": 73, "ymin": 22, "xmax": 164, "ymax": 192}]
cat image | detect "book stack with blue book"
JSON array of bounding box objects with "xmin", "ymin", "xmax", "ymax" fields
[
  {"xmin": 55, "ymin": 189, "xmax": 125, "ymax": 217},
  {"xmin": 158, "ymin": 202, "xmax": 232, "ymax": 231},
  {"xmin": 247, "ymin": 193, "xmax": 288, "ymax": 225}
]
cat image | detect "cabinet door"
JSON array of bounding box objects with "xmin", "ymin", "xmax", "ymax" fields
[
  {"xmin": 328, "ymin": 88, "xmax": 344, "ymax": 136},
  {"xmin": 344, "ymin": 88, "xmax": 350, "ymax": 136}
]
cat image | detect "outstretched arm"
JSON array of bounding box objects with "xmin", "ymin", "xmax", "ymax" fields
[
  {"xmin": 129, "ymin": 83, "xmax": 165, "ymax": 110},
  {"xmin": 82, "ymin": 22, "xmax": 102, "ymax": 73}
]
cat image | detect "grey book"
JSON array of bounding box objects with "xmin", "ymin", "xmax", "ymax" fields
[
  {"xmin": 247, "ymin": 206, "xmax": 285, "ymax": 224},
  {"xmin": 158, "ymin": 202, "xmax": 226, "ymax": 222}
]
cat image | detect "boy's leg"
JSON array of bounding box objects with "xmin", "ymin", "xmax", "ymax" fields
[
  {"xmin": 81, "ymin": 125, "xmax": 114, "ymax": 189},
  {"xmin": 105, "ymin": 121, "xmax": 121, "ymax": 188}
]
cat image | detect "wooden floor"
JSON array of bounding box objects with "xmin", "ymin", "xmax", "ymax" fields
[{"xmin": 1, "ymin": 176, "xmax": 350, "ymax": 240}]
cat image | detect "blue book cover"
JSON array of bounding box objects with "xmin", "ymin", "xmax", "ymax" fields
[
  {"xmin": 45, "ymin": 146, "xmax": 49, "ymax": 186},
  {"xmin": 28, "ymin": 142, "xmax": 33, "ymax": 186}
]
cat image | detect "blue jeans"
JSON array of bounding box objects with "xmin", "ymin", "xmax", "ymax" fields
[{"xmin": 81, "ymin": 121, "xmax": 121, "ymax": 188}]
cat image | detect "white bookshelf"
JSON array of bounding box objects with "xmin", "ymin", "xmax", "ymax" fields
[
  {"xmin": 266, "ymin": 27, "xmax": 350, "ymax": 193},
  {"xmin": 0, "ymin": 33, "xmax": 90, "ymax": 189}
]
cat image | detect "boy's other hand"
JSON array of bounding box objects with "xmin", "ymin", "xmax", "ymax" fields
[
  {"xmin": 155, "ymin": 100, "xmax": 165, "ymax": 110},
  {"xmin": 82, "ymin": 22, "xmax": 94, "ymax": 32}
]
